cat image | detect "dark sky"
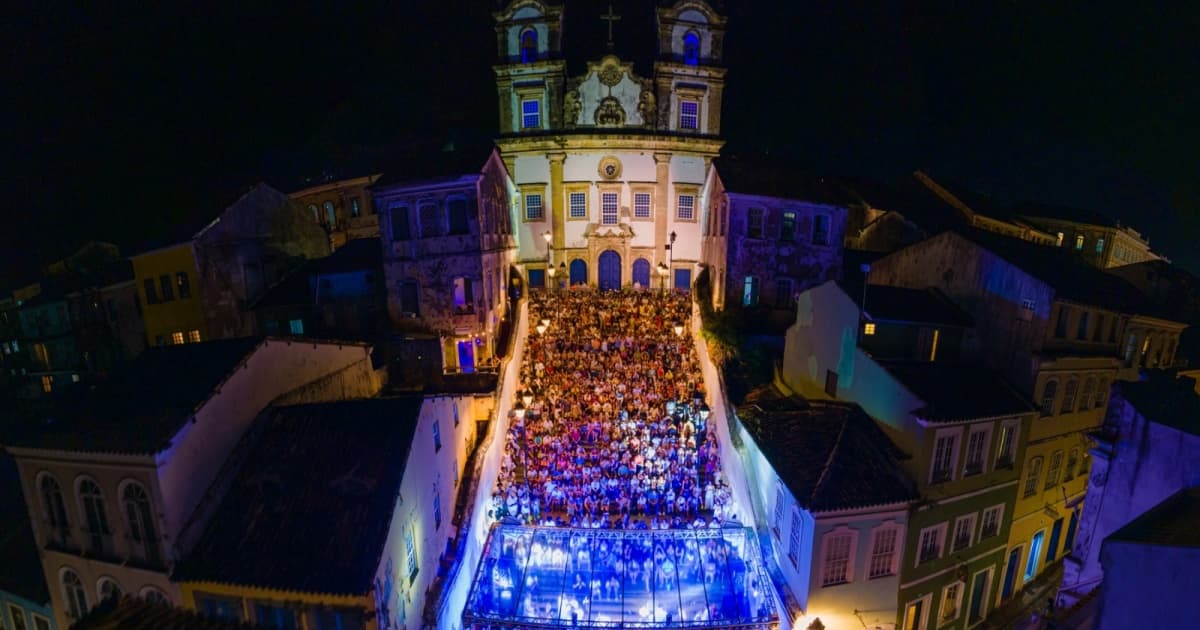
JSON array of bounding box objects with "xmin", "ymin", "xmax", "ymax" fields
[{"xmin": 5, "ymin": 1, "xmax": 1199, "ymax": 287}]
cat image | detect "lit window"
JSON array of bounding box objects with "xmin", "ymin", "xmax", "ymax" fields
[
  {"xmin": 405, "ymin": 526, "xmax": 419, "ymax": 584},
  {"xmin": 453, "ymin": 277, "xmax": 474, "ymax": 313},
  {"xmin": 1055, "ymin": 232, "xmax": 1064, "ymax": 247},
  {"xmin": 525, "ymin": 193, "xmax": 544, "ymax": 220},
  {"xmin": 863, "ymin": 322, "xmax": 876, "ymax": 336},
  {"xmin": 521, "ymin": 99, "xmax": 541, "ymax": 129},
  {"xmin": 569, "ymin": 192, "xmax": 587, "ymax": 219},
  {"xmin": 683, "ymin": 32, "xmax": 700, "ymax": 65},
  {"xmin": 743, "ymin": 276, "xmax": 760, "ymax": 306},
  {"xmin": 288, "ymin": 319, "xmax": 304, "ymax": 335},
  {"xmin": 172, "ymin": 331, "xmax": 184, "ymax": 345},
  {"xmin": 1074, "ymin": 234, "xmax": 1085, "ymax": 250},
  {"xmin": 633, "ymin": 192, "xmax": 652, "ymax": 218},
  {"xmin": 41, "ymin": 375, "xmax": 53, "ymax": 393},
  {"xmin": 350, "ymin": 198, "xmax": 361, "ymax": 217},
  {"xmin": 940, "ymin": 581, "xmax": 964, "ymax": 624},
  {"xmin": 1025, "ymin": 531, "xmax": 1045, "ymax": 581},
  {"xmin": 821, "ymin": 532, "xmax": 853, "ymax": 586},
  {"xmin": 1095, "ymin": 237, "xmax": 1104, "ymax": 253},
  {"xmin": 324, "ymin": 201, "xmax": 337, "ymax": 228},
  {"xmin": 679, "ymin": 100, "xmax": 699, "ymax": 130},
  {"xmin": 780, "ymin": 211, "xmax": 796, "ymax": 241},
  {"xmin": 601, "ymin": 192, "xmax": 619, "ymax": 225},
  {"xmin": 677, "ymin": 194, "xmax": 695, "ymax": 220},
  {"xmin": 787, "ymin": 510, "xmax": 802, "ymax": 568},
  {"xmin": 188, "ymin": 329, "xmax": 201, "ymax": 343},
  {"xmin": 71, "ymin": 373, "xmax": 80, "ymax": 383},
  {"xmin": 520, "ymin": 28, "xmax": 538, "ymax": 63}
]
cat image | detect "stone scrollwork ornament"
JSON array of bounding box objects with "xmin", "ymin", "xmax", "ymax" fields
[
  {"xmin": 638, "ymin": 89, "xmax": 656, "ymax": 128},
  {"xmin": 563, "ymin": 89, "xmax": 582, "ymax": 128},
  {"xmin": 598, "ymin": 156, "xmax": 622, "ymax": 180},
  {"xmin": 598, "ymin": 62, "xmax": 623, "ymax": 87},
  {"xmin": 594, "ymin": 96, "xmax": 626, "ymax": 127}
]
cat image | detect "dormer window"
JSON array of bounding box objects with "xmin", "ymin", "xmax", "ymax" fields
[
  {"xmin": 683, "ymin": 32, "xmax": 700, "ymax": 65},
  {"xmin": 520, "ymin": 28, "xmax": 538, "ymax": 63}
]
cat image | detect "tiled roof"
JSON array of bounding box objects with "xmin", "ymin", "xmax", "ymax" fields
[
  {"xmin": 736, "ymin": 387, "xmax": 916, "ymax": 512},
  {"xmin": 715, "ymin": 154, "xmax": 852, "ymax": 206},
  {"xmin": 0, "ymin": 453, "xmax": 49, "ymax": 604},
  {"xmin": 71, "ymin": 595, "xmax": 262, "ymax": 629},
  {"xmin": 876, "ymin": 360, "xmax": 1035, "ymax": 422},
  {"xmin": 371, "ymin": 137, "xmax": 498, "ymax": 189},
  {"xmin": 1106, "ymin": 486, "xmax": 1200, "ymax": 548},
  {"xmin": 837, "ymin": 174, "xmax": 968, "ymax": 234},
  {"xmin": 1117, "ymin": 374, "xmax": 1200, "ymax": 438},
  {"xmin": 253, "ymin": 238, "xmax": 382, "ymax": 309},
  {"xmin": 5, "ymin": 338, "xmax": 263, "ymax": 454},
  {"xmin": 174, "ymin": 397, "xmax": 423, "ymax": 595},
  {"xmin": 856, "ymin": 284, "xmax": 974, "ymax": 327}
]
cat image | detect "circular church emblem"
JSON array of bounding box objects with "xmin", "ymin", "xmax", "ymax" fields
[{"xmin": 598, "ymin": 156, "xmax": 622, "ymax": 180}]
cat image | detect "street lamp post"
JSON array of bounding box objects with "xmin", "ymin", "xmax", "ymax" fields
[
  {"xmin": 543, "ymin": 230, "xmax": 553, "ymax": 291},
  {"xmin": 667, "ymin": 230, "xmax": 677, "ymax": 291},
  {"xmin": 657, "ymin": 262, "xmax": 669, "ymax": 296}
]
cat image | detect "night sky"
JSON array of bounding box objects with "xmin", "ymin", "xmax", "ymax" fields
[{"xmin": 5, "ymin": 1, "xmax": 1199, "ymax": 288}]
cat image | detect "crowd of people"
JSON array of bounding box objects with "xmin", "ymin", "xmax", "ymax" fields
[{"xmin": 491, "ymin": 288, "xmax": 735, "ymax": 530}]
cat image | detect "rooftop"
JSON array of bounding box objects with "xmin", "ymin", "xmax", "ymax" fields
[
  {"xmin": 253, "ymin": 238, "xmax": 382, "ymax": 309},
  {"xmin": 371, "ymin": 137, "xmax": 499, "ymax": 189},
  {"xmin": 5, "ymin": 338, "xmax": 263, "ymax": 454},
  {"xmin": 1016, "ymin": 201, "xmax": 1122, "ymax": 230},
  {"xmin": 876, "ymin": 360, "xmax": 1035, "ymax": 422},
  {"xmin": 715, "ymin": 154, "xmax": 851, "ymax": 206},
  {"xmin": 1106, "ymin": 486, "xmax": 1200, "ymax": 549},
  {"xmin": 174, "ymin": 397, "xmax": 423, "ymax": 595},
  {"xmin": 848, "ymin": 283, "xmax": 974, "ymax": 327},
  {"xmin": 736, "ymin": 387, "xmax": 916, "ymax": 512},
  {"xmin": 1117, "ymin": 374, "xmax": 1200, "ymax": 438},
  {"xmin": 71, "ymin": 595, "xmax": 262, "ymax": 629}
]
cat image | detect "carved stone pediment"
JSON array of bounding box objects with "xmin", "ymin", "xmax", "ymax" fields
[
  {"xmin": 569, "ymin": 55, "xmax": 653, "ymax": 128},
  {"xmin": 583, "ymin": 221, "xmax": 636, "ymax": 240}
]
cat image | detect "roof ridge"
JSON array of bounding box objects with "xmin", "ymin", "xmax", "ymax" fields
[{"xmin": 809, "ymin": 409, "xmax": 851, "ymax": 503}]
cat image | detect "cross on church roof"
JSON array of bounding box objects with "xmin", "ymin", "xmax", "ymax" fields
[{"xmin": 600, "ymin": 2, "xmax": 621, "ymax": 50}]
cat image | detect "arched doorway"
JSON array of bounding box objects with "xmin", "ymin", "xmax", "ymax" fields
[
  {"xmin": 632, "ymin": 258, "xmax": 651, "ymax": 289},
  {"xmin": 598, "ymin": 250, "xmax": 622, "ymax": 291},
  {"xmin": 569, "ymin": 259, "xmax": 588, "ymax": 286}
]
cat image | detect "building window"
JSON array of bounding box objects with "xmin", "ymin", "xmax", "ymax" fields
[
  {"xmin": 679, "ymin": 99, "xmax": 699, "ymax": 130},
  {"xmin": 447, "ymin": 198, "xmax": 469, "ymax": 235},
  {"xmin": 525, "ymin": 193, "xmax": 544, "ymax": 221},
  {"xmin": 520, "ymin": 28, "xmax": 538, "ymax": 63},
  {"xmin": 1063, "ymin": 447, "xmax": 1079, "ymax": 482},
  {"xmin": 159, "ymin": 275, "xmax": 174, "ymax": 301},
  {"xmin": 1079, "ymin": 377, "xmax": 1095, "ymax": 410},
  {"xmin": 1095, "ymin": 237, "xmax": 1105, "ymax": 253},
  {"xmin": 400, "ymin": 280, "xmax": 419, "ymax": 316},
  {"xmin": 743, "ymin": 276, "xmax": 760, "ymax": 306},
  {"xmin": 779, "ymin": 211, "xmax": 796, "ymax": 241},
  {"xmin": 350, "ymin": 197, "xmax": 362, "ymax": 218},
  {"xmin": 33, "ymin": 615, "xmax": 50, "ymax": 630},
  {"xmin": 601, "ymin": 192, "xmax": 619, "ymax": 225},
  {"xmin": 288, "ymin": 319, "xmax": 304, "ymax": 335},
  {"xmin": 747, "ymin": 207, "xmax": 765, "ymax": 238},
  {"xmin": 391, "ymin": 206, "xmax": 411, "ymax": 241},
  {"xmin": 821, "ymin": 532, "xmax": 854, "ymax": 586},
  {"xmin": 308, "ymin": 203, "xmax": 319, "ymax": 222},
  {"xmin": 432, "ymin": 418, "xmax": 442, "ymax": 451},
  {"xmin": 188, "ymin": 329, "xmax": 201, "ymax": 343},
  {"xmin": 1076, "ymin": 311, "xmax": 1090, "ymax": 340},
  {"xmin": 433, "ymin": 482, "xmax": 442, "ymax": 530},
  {"xmin": 940, "ymin": 581, "xmax": 964, "ymax": 625},
  {"xmin": 1023, "ymin": 456, "xmax": 1043, "ymax": 498},
  {"xmin": 1074, "ymin": 234, "xmax": 1085, "ymax": 250},
  {"xmin": 405, "ymin": 526, "xmax": 419, "ymax": 584},
  {"xmin": 1045, "ymin": 450, "xmax": 1063, "ymax": 490},
  {"xmin": 1025, "ymin": 531, "xmax": 1045, "ymax": 581},
  {"xmin": 1079, "ymin": 452, "xmax": 1091, "ymax": 476},
  {"xmin": 1020, "ymin": 298, "xmax": 1035, "ymax": 321},
  {"xmin": 964, "ymin": 427, "xmax": 988, "ymax": 476},
  {"xmin": 171, "ymin": 331, "xmax": 184, "ymax": 345},
  {"xmin": 79, "ymin": 479, "xmax": 111, "ymax": 554},
  {"xmin": 772, "ymin": 485, "xmax": 785, "ymax": 539},
  {"xmin": 40, "ymin": 474, "xmax": 69, "ymax": 542},
  {"xmin": 521, "ymin": 99, "xmax": 541, "ymax": 129},
  {"xmin": 176, "ymin": 272, "xmax": 191, "ymax": 298},
  {"xmin": 952, "ymin": 514, "xmax": 976, "ymax": 552},
  {"xmin": 633, "ymin": 192, "xmax": 652, "ymax": 219},
  {"xmin": 824, "ymin": 370, "xmax": 838, "ymax": 397},
  {"xmin": 323, "ymin": 201, "xmax": 337, "ymax": 228},
  {"xmin": 453, "ymin": 277, "xmax": 474, "ymax": 313},
  {"xmin": 1039, "ymin": 380, "xmax": 1058, "ymax": 417},
  {"xmin": 1093, "ymin": 314, "xmax": 1106, "ymax": 341},
  {"xmin": 812, "ymin": 213, "xmax": 830, "ymax": 245},
  {"xmin": 98, "ymin": 577, "xmax": 123, "ymax": 601},
  {"xmin": 62, "ymin": 570, "xmax": 88, "ymax": 620},
  {"xmin": 1060, "ymin": 379, "xmax": 1078, "ymax": 414},
  {"xmin": 419, "ymin": 202, "xmax": 441, "ymax": 238},
  {"xmin": 683, "ymin": 31, "xmax": 700, "ymax": 65},
  {"xmin": 787, "ymin": 510, "xmax": 802, "ymax": 569},
  {"xmin": 123, "ymin": 483, "xmax": 159, "ymax": 565},
  {"xmin": 995, "ymin": 421, "xmax": 1017, "ymax": 469},
  {"xmin": 980, "ymin": 505, "xmax": 1003, "ymax": 539},
  {"xmin": 9, "ymin": 604, "xmax": 29, "ymax": 630},
  {"xmin": 143, "ymin": 278, "xmax": 159, "ymax": 304},
  {"xmin": 1055, "ymin": 306, "xmax": 1070, "ymax": 337},
  {"xmin": 41, "ymin": 375, "xmax": 53, "ymax": 393},
  {"xmin": 677, "ymin": 194, "xmax": 695, "ymax": 220},
  {"xmin": 917, "ymin": 523, "xmax": 946, "ymax": 565},
  {"xmin": 1055, "ymin": 231, "xmax": 1064, "ymax": 247},
  {"xmin": 774, "ymin": 278, "xmax": 794, "ymax": 309},
  {"xmin": 569, "ymin": 192, "xmax": 587, "ymax": 219},
  {"xmin": 931, "ymin": 433, "xmax": 957, "ymax": 483},
  {"xmin": 863, "ymin": 322, "xmax": 877, "ymax": 336},
  {"xmin": 196, "ymin": 593, "xmax": 244, "ymax": 621},
  {"xmin": 868, "ymin": 527, "xmax": 898, "ymax": 578}
]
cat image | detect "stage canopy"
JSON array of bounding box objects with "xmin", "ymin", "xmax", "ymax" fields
[{"xmin": 463, "ymin": 523, "xmax": 778, "ymax": 629}]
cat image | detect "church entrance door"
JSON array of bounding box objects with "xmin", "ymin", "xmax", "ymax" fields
[
  {"xmin": 598, "ymin": 250, "xmax": 622, "ymax": 291},
  {"xmin": 570, "ymin": 259, "xmax": 588, "ymax": 286},
  {"xmin": 632, "ymin": 258, "xmax": 651, "ymax": 289}
]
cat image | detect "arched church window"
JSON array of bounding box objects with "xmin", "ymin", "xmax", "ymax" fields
[
  {"xmin": 683, "ymin": 32, "xmax": 700, "ymax": 65},
  {"xmin": 521, "ymin": 29, "xmax": 538, "ymax": 63}
]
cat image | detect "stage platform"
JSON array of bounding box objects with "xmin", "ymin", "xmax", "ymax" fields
[{"xmin": 462, "ymin": 522, "xmax": 778, "ymax": 629}]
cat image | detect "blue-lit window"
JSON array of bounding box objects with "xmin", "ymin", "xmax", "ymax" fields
[
  {"xmin": 324, "ymin": 201, "xmax": 337, "ymax": 228},
  {"xmin": 1095, "ymin": 237, "xmax": 1105, "ymax": 253},
  {"xmin": 350, "ymin": 197, "xmax": 361, "ymax": 217},
  {"xmin": 601, "ymin": 192, "xmax": 619, "ymax": 225},
  {"xmin": 633, "ymin": 192, "xmax": 652, "ymax": 218},
  {"xmin": 433, "ymin": 481, "xmax": 442, "ymax": 530},
  {"xmin": 391, "ymin": 206, "xmax": 411, "ymax": 241},
  {"xmin": 780, "ymin": 211, "xmax": 796, "ymax": 241},
  {"xmin": 679, "ymin": 100, "xmax": 699, "ymax": 130},
  {"xmin": 683, "ymin": 32, "xmax": 700, "ymax": 65},
  {"xmin": 521, "ymin": 99, "xmax": 541, "ymax": 129},
  {"xmin": 1074, "ymin": 234, "xmax": 1085, "ymax": 250},
  {"xmin": 677, "ymin": 194, "xmax": 695, "ymax": 220},
  {"xmin": 1025, "ymin": 531, "xmax": 1044, "ymax": 581},
  {"xmin": 524, "ymin": 193, "xmax": 543, "ymax": 220},
  {"xmin": 520, "ymin": 28, "xmax": 538, "ymax": 63},
  {"xmin": 433, "ymin": 418, "xmax": 442, "ymax": 451},
  {"xmin": 288, "ymin": 319, "xmax": 304, "ymax": 335},
  {"xmin": 405, "ymin": 526, "xmax": 419, "ymax": 584},
  {"xmin": 812, "ymin": 213, "xmax": 831, "ymax": 245},
  {"xmin": 569, "ymin": 192, "xmax": 587, "ymax": 218},
  {"xmin": 743, "ymin": 276, "xmax": 760, "ymax": 306}
]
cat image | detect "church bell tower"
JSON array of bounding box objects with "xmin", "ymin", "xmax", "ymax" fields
[
  {"xmin": 654, "ymin": 1, "xmax": 727, "ymax": 136},
  {"xmin": 493, "ymin": 1, "xmax": 566, "ymax": 135}
]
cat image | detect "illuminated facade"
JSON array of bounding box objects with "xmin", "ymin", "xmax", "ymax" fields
[
  {"xmin": 493, "ymin": 0, "xmax": 725, "ymax": 293},
  {"xmin": 1018, "ymin": 205, "xmax": 1160, "ymax": 269},
  {"xmin": 130, "ymin": 241, "xmax": 206, "ymax": 348},
  {"xmin": 290, "ymin": 173, "xmax": 383, "ymax": 251}
]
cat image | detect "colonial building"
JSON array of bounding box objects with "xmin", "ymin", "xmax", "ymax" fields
[
  {"xmin": 1057, "ymin": 373, "xmax": 1200, "ymax": 615},
  {"xmin": 374, "ymin": 145, "xmax": 518, "ymax": 375},
  {"xmin": 130, "ymin": 241, "xmax": 207, "ymax": 348},
  {"xmin": 734, "ymin": 387, "xmax": 916, "ymax": 630},
  {"xmin": 782, "ymin": 280, "xmax": 1036, "ymax": 629},
  {"xmin": 4, "ymin": 338, "xmax": 381, "ymax": 629},
  {"xmin": 65, "ymin": 260, "xmax": 146, "ymax": 378},
  {"xmin": 865, "ymin": 228, "xmax": 1188, "ymax": 606},
  {"xmin": 290, "ymin": 173, "xmax": 383, "ymax": 251},
  {"xmin": 700, "ymin": 154, "xmax": 850, "ymax": 320},
  {"xmin": 1017, "ymin": 203, "xmax": 1160, "ymax": 269},
  {"xmin": 493, "ymin": 0, "xmax": 725, "ymax": 292}
]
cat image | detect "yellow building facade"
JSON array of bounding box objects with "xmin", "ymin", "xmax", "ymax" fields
[{"xmin": 130, "ymin": 242, "xmax": 206, "ymax": 347}]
